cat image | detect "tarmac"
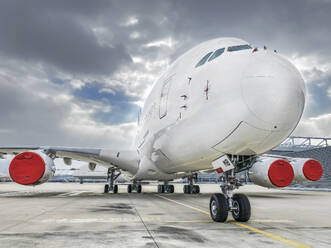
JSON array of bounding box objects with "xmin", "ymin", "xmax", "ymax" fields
[{"xmin": 0, "ymin": 182, "xmax": 330, "ymax": 248}]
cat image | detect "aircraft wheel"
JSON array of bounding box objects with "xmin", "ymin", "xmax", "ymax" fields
[
  {"xmin": 231, "ymin": 194, "xmax": 251, "ymax": 222},
  {"xmin": 192, "ymin": 185, "xmax": 200, "ymax": 194},
  {"xmin": 113, "ymin": 185, "xmax": 118, "ymax": 194},
  {"xmin": 104, "ymin": 184, "xmax": 109, "ymax": 193},
  {"xmin": 127, "ymin": 184, "xmax": 132, "ymax": 193},
  {"xmin": 210, "ymin": 193, "xmax": 228, "ymax": 222},
  {"xmin": 137, "ymin": 184, "xmax": 142, "ymax": 193},
  {"xmin": 183, "ymin": 185, "xmax": 188, "ymax": 194},
  {"xmin": 183, "ymin": 185, "xmax": 192, "ymax": 194},
  {"xmin": 158, "ymin": 185, "xmax": 165, "ymax": 193},
  {"xmin": 167, "ymin": 185, "xmax": 174, "ymax": 193}
]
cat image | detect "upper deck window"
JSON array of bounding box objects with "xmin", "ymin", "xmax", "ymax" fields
[
  {"xmin": 208, "ymin": 48, "xmax": 225, "ymax": 62},
  {"xmin": 195, "ymin": 52, "xmax": 213, "ymax": 68},
  {"xmin": 227, "ymin": 44, "xmax": 252, "ymax": 52}
]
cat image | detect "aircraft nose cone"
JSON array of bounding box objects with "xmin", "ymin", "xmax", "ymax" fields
[{"xmin": 242, "ymin": 53, "xmax": 305, "ymax": 129}]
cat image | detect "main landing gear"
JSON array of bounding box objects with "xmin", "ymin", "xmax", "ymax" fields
[
  {"xmin": 209, "ymin": 169, "xmax": 251, "ymax": 222},
  {"xmin": 104, "ymin": 168, "xmax": 121, "ymax": 194},
  {"xmin": 127, "ymin": 181, "xmax": 142, "ymax": 193},
  {"xmin": 157, "ymin": 181, "xmax": 175, "ymax": 193},
  {"xmin": 104, "ymin": 169, "xmax": 143, "ymax": 194},
  {"xmin": 183, "ymin": 174, "xmax": 200, "ymax": 194}
]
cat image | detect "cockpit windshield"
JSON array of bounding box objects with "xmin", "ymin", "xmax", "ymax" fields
[
  {"xmin": 195, "ymin": 52, "xmax": 213, "ymax": 68},
  {"xmin": 227, "ymin": 44, "xmax": 252, "ymax": 52},
  {"xmin": 208, "ymin": 48, "xmax": 225, "ymax": 62}
]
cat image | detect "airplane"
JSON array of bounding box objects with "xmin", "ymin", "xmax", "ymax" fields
[{"xmin": 0, "ymin": 37, "xmax": 323, "ymax": 222}]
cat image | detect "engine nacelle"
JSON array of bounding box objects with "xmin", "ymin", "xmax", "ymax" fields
[
  {"xmin": 9, "ymin": 151, "xmax": 55, "ymax": 185},
  {"xmin": 249, "ymin": 157, "xmax": 294, "ymax": 188},
  {"xmin": 289, "ymin": 158, "xmax": 323, "ymax": 183}
]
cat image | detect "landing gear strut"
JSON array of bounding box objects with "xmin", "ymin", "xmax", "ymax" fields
[
  {"xmin": 157, "ymin": 181, "xmax": 174, "ymax": 193},
  {"xmin": 209, "ymin": 169, "xmax": 251, "ymax": 222},
  {"xmin": 183, "ymin": 174, "xmax": 200, "ymax": 194},
  {"xmin": 104, "ymin": 168, "xmax": 121, "ymax": 194}
]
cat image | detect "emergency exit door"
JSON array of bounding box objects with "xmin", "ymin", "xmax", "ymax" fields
[{"xmin": 159, "ymin": 75, "xmax": 173, "ymax": 119}]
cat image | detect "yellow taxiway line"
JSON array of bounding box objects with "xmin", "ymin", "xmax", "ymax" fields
[{"xmin": 155, "ymin": 194, "xmax": 310, "ymax": 248}]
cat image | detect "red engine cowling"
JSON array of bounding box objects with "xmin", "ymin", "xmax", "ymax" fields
[
  {"xmin": 9, "ymin": 151, "xmax": 55, "ymax": 185},
  {"xmin": 289, "ymin": 158, "xmax": 323, "ymax": 183},
  {"xmin": 249, "ymin": 157, "xmax": 294, "ymax": 188}
]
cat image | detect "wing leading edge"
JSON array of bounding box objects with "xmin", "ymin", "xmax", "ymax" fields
[{"xmin": 0, "ymin": 146, "xmax": 139, "ymax": 175}]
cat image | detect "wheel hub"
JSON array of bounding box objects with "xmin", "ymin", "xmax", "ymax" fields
[
  {"xmin": 232, "ymin": 200, "xmax": 240, "ymax": 217},
  {"xmin": 211, "ymin": 200, "xmax": 217, "ymax": 216}
]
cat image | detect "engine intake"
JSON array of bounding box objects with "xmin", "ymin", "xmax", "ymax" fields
[
  {"xmin": 249, "ymin": 157, "xmax": 294, "ymax": 188},
  {"xmin": 290, "ymin": 158, "xmax": 323, "ymax": 182},
  {"xmin": 9, "ymin": 151, "xmax": 55, "ymax": 185}
]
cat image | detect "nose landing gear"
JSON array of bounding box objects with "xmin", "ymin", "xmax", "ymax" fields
[{"xmin": 209, "ymin": 170, "xmax": 251, "ymax": 222}]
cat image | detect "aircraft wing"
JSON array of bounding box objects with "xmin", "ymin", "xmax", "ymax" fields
[{"xmin": 0, "ymin": 146, "xmax": 139, "ymax": 175}]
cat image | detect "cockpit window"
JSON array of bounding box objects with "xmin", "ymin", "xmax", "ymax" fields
[
  {"xmin": 208, "ymin": 48, "xmax": 225, "ymax": 62},
  {"xmin": 195, "ymin": 52, "xmax": 213, "ymax": 68},
  {"xmin": 227, "ymin": 44, "xmax": 252, "ymax": 52}
]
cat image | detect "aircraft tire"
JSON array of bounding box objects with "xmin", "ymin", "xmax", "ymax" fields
[
  {"xmin": 187, "ymin": 185, "xmax": 193, "ymax": 194},
  {"xmin": 183, "ymin": 185, "xmax": 191, "ymax": 194},
  {"xmin": 167, "ymin": 185, "xmax": 174, "ymax": 193},
  {"xmin": 104, "ymin": 184, "xmax": 109, "ymax": 193},
  {"xmin": 183, "ymin": 185, "xmax": 187, "ymax": 194},
  {"xmin": 137, "ymin": 184, "xmax": 142, "ymax": 193},
  {"xmin": 158, "ymin": 185, "xmax": 165, "ymax": 193},
  {"xmin": 231, "ymin": 194, "xmax": 251, "ymax": 222},
  {"xmin": 127, "ymin": 184, "xmax": 132, "ymax": 193},
  {"xmin": 113, "ymin": 185, "xmax": 118, "ymax": 194},
  {"xmin": 210, "ymin": 193, "xmax": 228, "ymax": 222},
  {"xmin": 192, "ymin": 185, "xmax": 200, "ymax": 194}
]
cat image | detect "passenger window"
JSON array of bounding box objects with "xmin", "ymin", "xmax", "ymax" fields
[
  {"xmin": 208, "ymin": 48, "xmax": 225, "ymax": 61},
  {"xmin": 227, "ymin": 44, "xmax": 252, "ymax": 52},
  {"xmin": 195, "ymin": 52, "xmax": 213, "ymax": 68}
]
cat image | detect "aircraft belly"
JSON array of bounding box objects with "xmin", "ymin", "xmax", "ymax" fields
[{"xmin": 211, "ymin": 121, "xmax": 289, "ymax": 155}]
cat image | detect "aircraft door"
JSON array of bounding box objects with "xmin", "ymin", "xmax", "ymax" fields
[{"xmin": 159, "ymin": 75, "xmax": 173, "ymax": 119}]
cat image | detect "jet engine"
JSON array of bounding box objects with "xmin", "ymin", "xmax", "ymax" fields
[
  {"xmin": 289, "ymin": 158, "xmax": 323, "ymax": 183},
  {"xmin": 9, "ymin": 151, "xmax": 55, "ymax": 185},
  {"xmin": 249, "ymin": 157, "xmax": 294, "ymax": 188}
]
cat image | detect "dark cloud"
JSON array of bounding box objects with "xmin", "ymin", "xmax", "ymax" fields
[
  {"xmin": 0, "ymin": 75, "xmax": 135, "ymax": 148},
  {"xmin": 0, "ymin": 0, "xmax": 330, "ymax": 147},
  {"xmin": 165, "ymin": 0, "xmax": 331, "ymax": 60},
  {"xmin": 0, "ymin": 1, "xmax": 132, "ymax": 75},
  {"xmin": 304, "ymin": 73, "xmax": 331, "ymax": 117},
  {"xmin": 1, "ymin": 0, "xmax": 331, "ymax": 73},
  {"xmin": 0, "ymin": 77, "xmax": 71, "ymax": 145}
]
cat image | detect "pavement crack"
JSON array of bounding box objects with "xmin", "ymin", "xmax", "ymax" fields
[{"xmin": 128, "ymin": 194, "xmax": 160, "ymax": 248}]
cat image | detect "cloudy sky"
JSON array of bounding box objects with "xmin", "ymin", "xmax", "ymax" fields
[{"xmin": 0, "ymin": 0, "xmax": 330, "ymax": 150}]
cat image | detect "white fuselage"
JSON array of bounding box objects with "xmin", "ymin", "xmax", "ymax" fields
[{"xmin": 134, "ymin": 38, "xmax": 305, "ymax": 179}]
